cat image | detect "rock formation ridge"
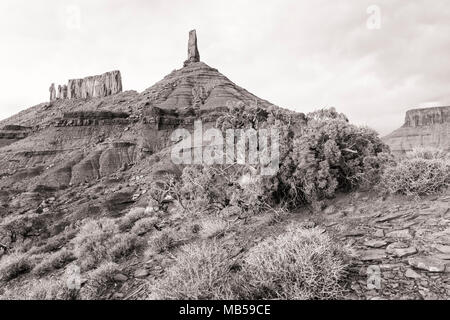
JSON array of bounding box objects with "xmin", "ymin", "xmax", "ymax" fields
[{"xmin": 383, "ymin": 106, "xmax": 450, "ymax": 154}]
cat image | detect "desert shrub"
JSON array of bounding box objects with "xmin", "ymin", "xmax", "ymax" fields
[
  {"xmin": 0, "ymin": 277, "xmax": 77, "ymax": 300},
  {"xmin": 131, "ymin": 217, "xmax": 158, "ymax": 236},
  {"xmin": 118, "ymin": 207, "xmax": 146, "ymax": 232},
  {"xmin": 29, "ymin": 230, "xmax": 77, "ymax": 255},
  {"xmin": 167, "ymin": 107, "xmax": 390, "ymax": 215},
  {"xmin": 74, "ymin": 218, "xmax": 144, "ymax": 270},
  {"xmin": 150, "ymin": 240, "xmax": 233, "ymax": 299},
  {"xmin": 150, "ymin": 231, "xmax": 177, "ymax": 254},
  {"xmin": 0, "ymin": 253, "xmax": 33, "ymax": 281},
  {"xmin": 235, "ymin": 224, "xmax": 348, "ymax": 299},
  {"xmin": 107, "ymin": 233, "xmax": 144, "ymax": 261},
  {"xmin": 288, "ymin": 108, "xmax": 392, "ymax": 208},
  {"xmin": 73, "ymin": 218, "xmax": 118, "ymax": 270},
  {"xmin": 405, "ymin": 147, "xmax": 448, "ymax": 160},
  {"xmin": 80, "ymin": 262, "xmax": 121, "ymax": 300},
  {"xmin": 199, "ymin": 218, "xmax": 228, "ymax": 239},
  {"xmin": 380, "ymin": 157, "xmax": 450, "ymax": 196},
  {"xmin": 33, "ymin": 249, "xmax": 75, "ymax": 276}
]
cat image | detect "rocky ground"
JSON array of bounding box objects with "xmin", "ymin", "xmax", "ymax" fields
[
  {"xmin": 87, "ymin": 190, "xmax": 450, "ymax": 300},
  {"xmin": 319, "ymin": 191, "xmax": 450, "ymax": 300}
]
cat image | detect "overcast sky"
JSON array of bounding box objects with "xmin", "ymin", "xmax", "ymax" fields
[{"xmin": 1, "ymin": 0, "xmax": 449, "ymax": 135}]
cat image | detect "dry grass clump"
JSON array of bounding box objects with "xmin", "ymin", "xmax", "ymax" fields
[
  {"xmin": 73, "ymin": 218, "xmax": 144, "ymax": 270},
  {"xmin": 107, "ymin": 233, "xmax": 145, "ymax": 261},
  {"xmin": 0, "ymin": 252, "xmax": 34, "ymax": 282},
  {"xmin": 131, "ymin": 217, "xmax": 158, "ymax": 236},
  {"xmin": 150, "ymin": 224, "xmax": 349, "ymax": 300},
  {"xmin": 380, "ymin": 155, "xmax": 449, "ymax": 196},
  {"xmin": 199, "ymin": 217, "xmax": 229, "ymax": 239},
  {"xmin": 405, "ymin": 147, "xmax": 448, "ymax": 160},
  {"xmin": 0, "ymin": 277, "xmax": 76, "ymax": 300},
  {"xmin": 150, "ymin": 240, "xmax": 233, "ymax": 299},
  {"xmin": 118, "ymin": 207, "xmax": 146, "ymax": 232},
  {"xmin": 73, "ymin": 218, "xmax": 117, "ymax": 271},
  {"xmin": 150, "ymin": 231, "xmax": 177, "ymax": 254},
  {"xmin": 80, "ymin": 262, "xmax": 121, "ymax": 300},
  {"xmin": 236, "ymin": 224, "xmax": 348, "ymax": 299},
  {"xmin": 33, "ymin": 249, "xmax": 75, "ymax": 276}
]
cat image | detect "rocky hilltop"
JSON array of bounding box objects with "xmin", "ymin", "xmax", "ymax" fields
[
  {"xmin": 383, "ymin": 106, "xmax": 450, "ymax": 155},
  {"xmin": 0, "ymin": 29, "xmax": 281, "ymax": 210}
]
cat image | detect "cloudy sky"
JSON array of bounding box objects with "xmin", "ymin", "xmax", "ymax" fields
[{"xmin": 1, "ymin": 0, "xmax": 449, "ymax": 135}]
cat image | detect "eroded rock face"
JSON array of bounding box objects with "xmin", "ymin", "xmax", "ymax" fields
[
  {"xmin": 383, "ymin": 106, "xmax": 450, "ymax": 155},
  {"xmin": 67, "ymin": 70, "xmax": 123, "ymax": 99}
]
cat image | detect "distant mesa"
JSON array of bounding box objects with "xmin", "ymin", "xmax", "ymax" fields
[
  {"xmin": 49, "ymin": 70, "xmax": 123, "ymax": 101},
  {"xmin": 383, "ymin": 106, "xmax": 450, "ymax": 155}
]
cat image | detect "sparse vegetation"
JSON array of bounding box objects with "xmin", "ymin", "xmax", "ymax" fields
[
  {"xmin": 131, "ymin": 217, "xmax": 157, "ymax": 236},
  {"xmin": 33, "ymin": 249, "xmax": 75, "ymax": 276},
  {"xmin": 199, "ymin": 217, "xmax": 228, "ymax": 239},
  {"xmin": 150, "ymin": 240, "xmax": 234, "ymax": 299},
  {"xmin": 81, "ymin": 262, "xmax": 121, "ymax": 300},
  {"xmin": 73, "ymin": 218, "xmax": 118, "ymax": 271},
  {"xmin": 235, "ymin": 224, "xmax": 348, "ymax": 299},
  {"xmin": 0, "ymin": 277, "xmax": 76, "ymax": 300},
  {"xmin": 118, "ymin": 207, "xmax": 146, "ymax": 232},
  {"xmin": 150, "ymin": 231, "xmax": 177, "ymax": 254},
  {"xmin": 380, "ymin": 148, "xmax": 449, "ymax": 196},
  {"xmin": 0, "ymin": 253, "xmax": 34, "ymax": 282}
]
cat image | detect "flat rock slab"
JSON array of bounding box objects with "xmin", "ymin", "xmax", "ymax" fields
[
  {"xmin": 386, "ymin": 229, "xmax": 412, "ymax": 239},
  {"xmin": 374, "ymin": 212, "xmax": 404, "ymax": 223},
  {"xmin": 405, "ymin": 268, "xmax": 422, "ymax": 279},
  {"xmin": 364, "ymin": 239, "xmax": 388, "ymax": 248},
  {"xmin": 433, "ymin": 244, "xmax": 450, "ymax": 254},
  {"xmin": 386, "ymin": 242, "xmax": 417, "ymax": 258},
  {"xmin": 359, "ymin": 249, "xmax": 387, "ymax": 261},
  {"xmin": 343, "ymin": 230, "xmax": 366, "ymax": 237},
  {"xmin": 408, "ymin": 256, "xmax": 447, "ymax": 272}
]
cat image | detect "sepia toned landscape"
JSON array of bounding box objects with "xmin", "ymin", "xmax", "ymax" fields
[{"xmin": 0, "ymin": 1, "xmax": 449, "ymax": 302}]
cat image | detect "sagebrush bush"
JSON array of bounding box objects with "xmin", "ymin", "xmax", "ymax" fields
[
  {"xmin": 380, "ymin": 157, "xmax": 449, "ymax": 196},
  {"xmin": 235, "ymin": 224, "xmax": 348, "ymax": 299},
  {"xmin": 73, "ymin": 218, "xmax": 118, "ymax": 270},
  {"xmin": 118, "ymin": 207, "xmax": 146, "ymax": 232},
  {"xmin": 289, "ymin": 109, "xmax": 392, "ymax": 208},
  {"xmin": 33, "ymin": 249, "xmax": 75, "ymax": 276},
  {"xmin": 131, "ymin": 217, "xmax": 157, "ymax": 236},
  {"xmin": 0, "ymin": 277, "xmax": 76, "ymax": 300},
  {"xmin": 150, "ymin": 240, "xmax": 233, "ymax": 299},
  {"xmin": 150, "ymin": 231, "xmax": 177, "ymax": 254},
  {"xmin": 405, "ymin": 147, "xmax": 448, "ymax": 160},
  {"xmin": 0, "ymin": 253, "xmax": 33, "ymax": 282},
  {"xmin": 175, "ymin": 107, "xmax": 391, "ymax": 214},
  {"xmin": 107, "ymin": 233, "xmax": 144, "ymax": 261},
  {"xmin": 74, "ymin": 218, "xmax": 144, "ymax": 270},
  {"xmin": 81, "ymin": 262, "xmax": 121, "ymax": 300},
  {"xmin": 199, "ymin": 218, "xmax": 228, "ymax": 239}
]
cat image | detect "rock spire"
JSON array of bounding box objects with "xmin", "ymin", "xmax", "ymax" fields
[{"xmin": 184, "ymin": 29, "xmax": 200, "ymax": 66}]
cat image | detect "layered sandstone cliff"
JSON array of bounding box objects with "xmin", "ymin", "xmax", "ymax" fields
[
  {"xmin": 383, "ymin": 106, "xmax": 450, "ymax": 155},
  {"xmin": 67, "ymin": 70, "xmax": 122, "ymax": 99}
]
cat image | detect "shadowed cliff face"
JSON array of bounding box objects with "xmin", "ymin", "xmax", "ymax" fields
[{"xmin": 383, "ymin": 106, "xmax": 450, "ymax": 155}]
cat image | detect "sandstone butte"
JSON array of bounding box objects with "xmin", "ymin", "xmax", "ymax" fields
[
  {"xmin": 0, "ymin": 29, "xmax": 281, "ymax": 192},
  {"xmin": 383, "ymin": 106, "xmax": 450, "ymax": 155}
]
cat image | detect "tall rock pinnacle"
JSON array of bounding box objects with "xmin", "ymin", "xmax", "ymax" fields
[{"xmin": 184, "ymin": 29, "xmax": 200, "ymax": 66}]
